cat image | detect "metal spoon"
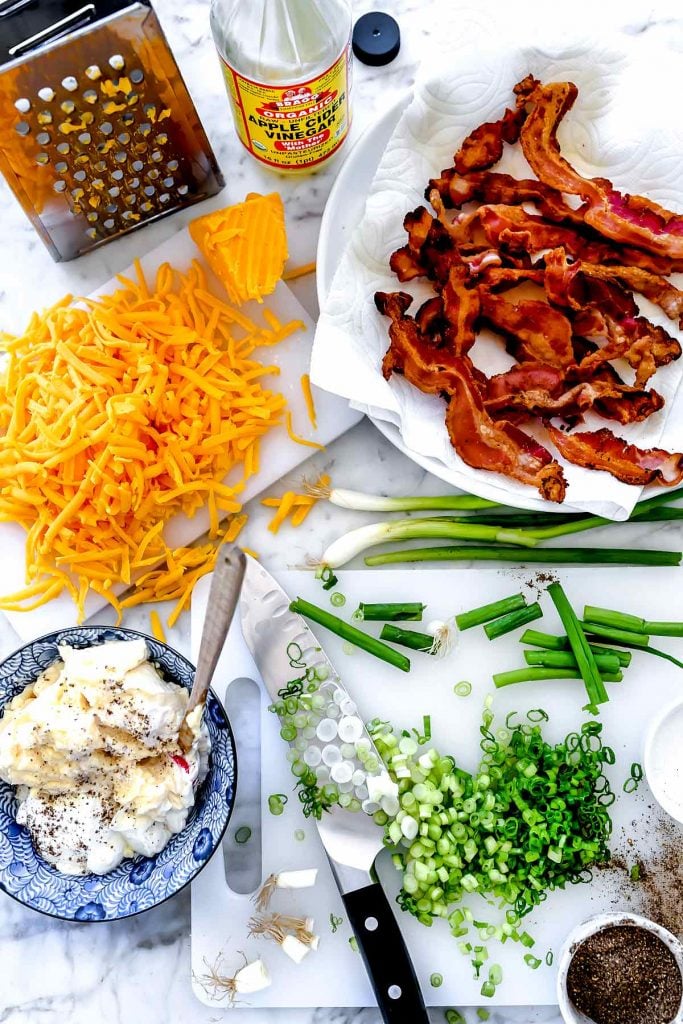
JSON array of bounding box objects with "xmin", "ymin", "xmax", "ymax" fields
[{"xmin": 178, "ymin": 543, "xmax": 246, "ymax": 751}]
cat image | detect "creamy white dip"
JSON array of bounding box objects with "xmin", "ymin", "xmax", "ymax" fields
[
  {"xmin": 645, "ymin": 701, "xmax": 683, "ymax": 825},
  {"xmin": 0, "ymin": 639, "xmax": 209, "ymax": 875}
]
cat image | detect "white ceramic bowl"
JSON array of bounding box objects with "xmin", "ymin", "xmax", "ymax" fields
[
  {"xmin": 557, "ymin": 912, "xmax": 683, "ymax": 1024},
  {"xmin": 643, "ymin": 696, "xmax": 683, "ymax": 826}
]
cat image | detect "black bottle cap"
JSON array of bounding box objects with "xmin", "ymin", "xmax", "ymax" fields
[{"xmin": 352, "ymin": 12, "xmax": 401, "ymax": 67}]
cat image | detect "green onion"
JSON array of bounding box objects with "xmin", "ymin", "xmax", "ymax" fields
[
  {"xmin": 522, "ymin": 487, "xmax": 683, "ymax": 541},
  {"xmin": 308, "ymin": 483, "xmax": 500, "ymax": 512},
  {"xmin": 290, "ymin": 597, "xmax": 410, "ymax": 672},
  {"xmin": 548, "ymin": 583, "xmax": 608, "ymax": 707},
  {"xmin": 330, "ymin": 592, "xmax": 346, "ymax": 607},
  {"xmin": 488, "ymin": 964, "xmax": 503, "ymax": 985},
  {"xmin": 317, "ymin": 565, "xmax": 338, "ymax": 591},
  {"xmin": 358, "ymin": 602, "xmax": 426, "ymax": 621},
  {"xmin": 380, "ymin": 624, "xmax": 436, "ymax": 653},
  {"xmin": 456, "ymin": 593, "xmax": 527, "ymax": 631},
  {"xmin": 413, "ymin": 715, "xmax": 432, "ymax": 744},
  {"xmin": 329, "ymin": 913, "xmax": 343, "ymax": 933},
  {"xmin": 294, "ymin": 829, "xmax": 305, "ymax": 842},
  {"xmin": 268, "ymin": 794, "xmax": 288, "ymax": 816},
  {"xmin": 430, "ymin": 972, "xmax": 444, "ymax": 988},
  {"xmin": 493, "ymin": 667, "xmax": 622, "ymax": 688},
  {"xmin": 524, "ymin": 954, "xmax": 542, "ymax": 969},
  {"xmin": 454, "ymin": 680, "xmax": 472, "ymax": 697},
  {"xmin": 643, "ymin": 620, "xmax": 683, "ymax": 637},
  {"xmin": 581, "ymin": 622, "xmax": 683, "ymax": 670},
  {"xmin": 365, "ymin": 546, "xmax": 681, "ymax": 567},
  {"xmin": 322, "ymin": 518, "xmax": 537, "ymax": 567},
  {"xmin": 630, "ymin": 864, "xmax": 641, "ymax": 882},
  {"xmin": 234, "ymin": 826, "xmax": 252, "ymax": 844},
  {"xmin": 445, "ymin": 1012, "xmax": 466, "ymax": 1024},
  {"xmin": 480, "ymin": 981, "xmax": 496, "ymax": 998},
  {"xmin": 484, "ymin": 604, "xmax": 543, "ymax": 640},
  {"xmin": 523, "ymin": 650, "xmax": 621, "ymax": 675},
  {"xmin": 349, "ymin": 936, "xmax": 358, "ymax": 952},
  {"xmin": 545, "ymin": 950, "xmax": 554, "ymax": 966},
  {"xmin": 521, "ymin": 630, "xmax": 632, "ymax": 665},
  {"xmin": 477, "ymin": 1011, "xmax": 490, "ymax": 1021},
  {"xmin": 584, "ymin": 606, "xmax": 645, "ymax": 632}
]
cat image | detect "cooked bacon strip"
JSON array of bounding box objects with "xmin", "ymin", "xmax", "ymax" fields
[
  {"xmin": 454, "ymin": 75, "xmax": 539, "ymax": 174},
  {"xmin": 479, "ymin": 290, "xmax": 574, "ymax": 367},
  {"xmin": 441, "ymin": 264, "xmax": 481, "ymax": 356},
  {"xmin": 445, "ymin": 357, "xmax": 566, "ymax": 501},
  {"xmin": 479, "ymin": 266, "xmax": 546, "ymax": 290},
  {"xmin": 521, "ymin": 80, "xmax": 683, "ymax": 259},
  {"xmin": 376, "ymin": 292, "xmax": 459, "ymax": 394},
  {"xmin": 390, "ymin": 207, "xmax": 465, "ymax": 285},
  {"xmin": 579, "ymin": 262, "xmax": 683, "ymax": 328},
  {"xmin": 547, "ymin": 425, "xmax": 683, "ymax": 487},
  {"xmin": 577, "ymin": 358, "xmax": 665, "ymax": 425},
  {"xmin": 428, "ymin": 169, "xmax": 585, "ymax": 224}
]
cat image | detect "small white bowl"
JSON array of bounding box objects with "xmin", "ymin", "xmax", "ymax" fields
[
  {"xmin": 644, "ymin": 696, "xmax": 683, "ymax": 826},
  {"xmin": 557, "ymin": 912, "xmax": 683, "ymax": 1024}
]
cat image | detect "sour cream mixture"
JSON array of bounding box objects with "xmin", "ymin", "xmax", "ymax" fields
[{"xmin": 0, "ymin": 639, "xmax": 209, "ymax": 874}]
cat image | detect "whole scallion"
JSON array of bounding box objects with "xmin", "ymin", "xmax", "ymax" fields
[
  {"xmin": 304, "ymin": 481, "xmax": 500, "ymax": 512},
  {"xmin": 364, "ymin": 546, "xmax": 681, "ymax": 567}
]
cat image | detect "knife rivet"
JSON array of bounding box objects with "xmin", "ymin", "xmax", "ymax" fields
[
  {"xmin": 387, "ymin": 985, "xmax": 402, "ymax": 1000},
  {"xmin": 364, "ymin": 916, "xmax": 378, "ymax": 932}
]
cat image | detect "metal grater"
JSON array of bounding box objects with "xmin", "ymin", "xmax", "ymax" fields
[{"xmin": 0, "ymin": 0, "xmax": 224, "ymax": 261}]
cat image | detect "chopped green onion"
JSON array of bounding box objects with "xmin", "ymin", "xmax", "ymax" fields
[
  {"xmin": 488, "ymin": 964, "xmax": 503, "ymax": 985},
  {"xmin": 456, "ymin": 593, "xmax": 527, "ymax": 631},
  {"xmin": 584, "ymin": 606, "xmax": 645, "ymax": 632},
  {"xmin": 581, "ymin": 622, "xmax": 683, "ymax": 670},
  {"xmin": 494, "ymin": 667, "xmax": 622, "ymax": 688},
  {"xmin": 484, "ymin": 603, "xmax": 543, "ymax": 640},
  {"xmin": 548, "ymin": 583, "xmax": 608, "ymax": 707},
  {"xmin": 480, "ymin": 981, "xmax": 496, "ymax": 998},
  {"xmin": 477, "ymin": 1011, "xmax": 491, "ymax": 1021},
  {"xmin": 524, "ymin": 954, "xmax": 542, "ymax": 969},
  {"xmin": 348, "ymin": 936, "xmax": 358, "ymax": 952},
  {"xmin": 234, "ymin": 826, "xmax": 252, "ymax": 844},
  {"xmin": 520, "ymin": 932, "xmax": 535, "ymax": 948},
  {"xmin": 330, "ymin": 592, "xmax": 346, "ymax": 607},
  {"xmin": 430, "ymin": 972, "xmax": 444, "ymax": 988},
  {"xmin": 286, "ymin": 642, "xmax": 305, "ymax": 667},
  {"xmin": 294, "ymin": 829, "xmax": 305, "ymax": 842},
  {"xmin": 524, "ymin": 649, "xmax": 621, "ymax": 675},
  {"xmin": 412, "ymin": 715, "xmax": 432, "ymax": 745},
  {"xmin": 631, "ymin": 762, "xmax": 643, "ymax": 781},
  {"xmin": 521, "ymin": 629, "xmax": 632, "ymax": 666},
  {"xmin": 290, "ymin": 597, "xmax": 410, "ymax": 672},
  {"xmin": 365, "ymin": 546, "xmax": 681, "ymax": 567},
  {"xmin": 267, "ymin": 794, "xmax": 288, "ymax": 816},
  {"xmin": 380, "ymin": 623, "xmax": 436, "ymax": 653},
  {"xmin": 454, "ymin": 680, "xmax": 472, "ymax": 697},
  {"xmin": 643, "ymin": 619, "xmax": 683, "ymax": 637},
  {"xmin": 358, "ymin": 602, "xmax": 426, "ymax": 621},
  {"xmin": 329, "ymin": 913, "xmax": 343, "ymax": 933},
  {"xmin": 630, "ymin": 863, "xmax": 641, "ymax": 882},
  {"xmin": 445, "ymin": 1012, "xmax": 466, "ymax": 1024}
]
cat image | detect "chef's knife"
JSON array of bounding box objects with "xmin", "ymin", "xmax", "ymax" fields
[{"xmin": 240, "ymin": 558, "xmax": 429, "ymax": 1024}]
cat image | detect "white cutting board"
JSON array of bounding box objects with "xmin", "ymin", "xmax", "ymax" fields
[
  {"xmin": 0, "ymin": 227, "xmax": 361, "ymax": 640},
  {"xmin": 190, "ymin": 567, "xmax": 683, "ymax": 1009}
]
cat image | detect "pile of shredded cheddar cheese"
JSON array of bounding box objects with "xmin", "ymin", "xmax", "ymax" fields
[{"xmin": 0, "ymin": 258, "xmax": 303, "ymax": 624}]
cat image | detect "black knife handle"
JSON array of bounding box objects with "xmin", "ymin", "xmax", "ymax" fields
[{"xmin": 342, "ymin": 881, "xmax": 430, "ymax": 1023}]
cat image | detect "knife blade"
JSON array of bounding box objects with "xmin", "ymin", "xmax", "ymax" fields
[{"xmin": 239, "ymin": 557, "xmax": 429, "ymax": 1023}]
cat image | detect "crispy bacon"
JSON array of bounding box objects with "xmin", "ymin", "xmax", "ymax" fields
[
  {"xmin": 521, "ymin": 80, "xmax": 683, "ymax": 259},
  {"xmin": 479, "ymin": 290, "xmax": 574, "ymax": 367},
  {"xmin": 445, "ymin": 357, "xmax": 566, "ymax": 501},
  {"xmin": 576, "ymin": 358, "xmax": 665, "ymax": 424},
  {"xmin": 547, "ymin": 425, "xmax": 683, "ymax": 487},
  {"xmin": 441, "ymin": 264, "xmax": 480, "ymax": 356},
  {"xmin": 427, "ymin": 169, "xmax": 586, "ymax": 224},
  {"xmin": 579, "ymin": 263, "xmax": 683, "ymax": 328},
  {"xmin": 454, "ymin": 74, "xmax": 539, "ymax": 174},
  {"xmin": 479, "ymin": 266, "xmax": 546, "ymax": 290}
]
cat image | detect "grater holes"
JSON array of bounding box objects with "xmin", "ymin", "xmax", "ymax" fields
[
  {"xmin": 177, "ymin": 185, "xmax": 189, "ymax": 196},
  {"xmin": 15, "ymin": 121, "xmax": 30, "ymax": 136},
  {"xmin": 36, "ymin": 131, "xmax": 50, "ymax": 145},
  {"xmin": 131, "ymin": 160, "xmax": 143, "ymax": 172},
  {"xmin": 127, "ymin": 177, "xmax": 140, "ymax": 190},
  {"xmin": 130, "ymin": 69, "xmax": 144, "ymax": 84},
  {"xmin": 117, "ymin": 132, "xmax": 130, "ymax": 145},
  {"xmin": 147, "ymin": 169, "xmax": 159, "ymax": 181},
  {"xmin": 159, "ymin": 193, "xmax": 170, "ymax": 204},
  {"xmin": 94, "ymin": 160, "xmax": 107, "ymax": 173},
  {"xmin": 61, "ymin": 76, "xmax": 78, "ymax": 92},
  {"xmin": 74, "ymin": 169, "xmax": 87, "ymax": 182},
  {"xmin": 154, "ymin": 133, "xmax": 168, "ymax": 146},
  {"xmin": 103, "ymin": 218, "xmax": 115, "ymax": 230},
  {"xmin": 61, "ymin": 100, "xmax": 75, "ymax": 114},
  {"xmin": 99, "ymin": 121, "xmax": 113, "ymax": 135},
  {"xmin": 38, "ymin": 87, "xmax": 55, "ymax": 102},
  {"xmin": 74, "ymin": 154, "xmax": 90, "ymax": 166},
  {"xmin": 166, "ymin": 159, "xmax": 179, "ymax": 171},
  {"xmin": 137, "ymin": 122, "xmax": 151, "ymax": 137},
  {"xmin": 162, "ymin": 176, "xmax": 174, "ymax": 188},
  {"xmin": 53, "ymin": 180, "xmax": 66, "ymax": 192},
  {"xmin": 81, "ymin": 111, "xmax": 94, "ymax": 126},
  {"xmin": 86, "ymin": 212, "xmax": 98, "ymax": 223},
  {"xmin": 126, "ymin": 92, "xmax": 139, "ymax": 108},
  {"xmin": 14, "ymin": 98, "xmax": 30, "ymax": 113},
  {"xmin": 142, "ymin": 103, "xmax": 155, "ymax": 118},
  {"xmin": 114, "ymin": 151, "xmax": 126, "ymax": 164},
  {"xmin": 36, "ymin": 153, "xmax": 49, "ymax": 165},
  {"xmin": 86, "ymin": 228, "xmax": 98, "ymax": 240},
  {"xmin": 55, "ymin": 161, "xmax": 68, "ymax": 174},
  {"xmin": 124, "ymin": 194, "xmax": 137, "ymax": 206},
  {"xmin": 78, "ymin": 132, "xmax": 92, "ymax": 145},
  {"xmin": 56, "ymin": 142, "xmax": 70, "ymax": 155},
  {"xmin": 120, "ymin": 111, "xmax": 135, "ymax": 126},
  {"xmin": 85, "ymin": 65, "xmax": 101, "ymax": 81},
  {"xmin": 111, "ymin": 169, "xmax": 124, "ymax": 181},
  {"xmin": 71, "ymin": 187, "xmax": 85, "ymax": 201},
  {"xmin": 140, "ymin": 201, "xmax": 153, "ymax": 213},
  {"xmin": 83, "ymin": 89, "xmax": 98, "ymax": 105},
  {"xmin": 109, "ymin": 54, "xmax": 125, "ymax": 70},
  {"xmin": 122, "ymin": 211, "xmax": 139, "ymax": 222},
  {"xmin": 108, "ymin": 186, "xmax": 120, "ymax": 198},
  {"xmin": 150, "ymin": 150, "xmax": 163, "ymax": 163},
  {"xmin": 92, "ymin": 178, "xmax": 105, "ymax": 190},
  {"xmin": 105, "ymin": 203, "xmax": 117, "ymax": 214},
  {"xmin": 37, "ymin": 110, "xmax": 53, "ymax": 125},
  {"xmin": 143, "ymin": 185, "xmax": 155, "ymax": 197}
]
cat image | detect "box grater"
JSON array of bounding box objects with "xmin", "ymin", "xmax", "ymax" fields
[{"xmin": 0, "ymin": 0, "xmax": 224, "ymax": 261}]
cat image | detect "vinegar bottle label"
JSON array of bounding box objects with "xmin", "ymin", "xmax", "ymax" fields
[{"xmin": 220, "ymin": 43, "xmax": 351, "ymax": 169}]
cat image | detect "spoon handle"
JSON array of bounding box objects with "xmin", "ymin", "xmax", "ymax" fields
[{"xmin": 187, "ymin": 543, "xmax": 247, "ymax": 715}]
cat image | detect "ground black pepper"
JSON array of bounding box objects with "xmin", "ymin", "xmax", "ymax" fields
[{"xmin": 566, "ymin": 924, "xmax": 682, "ymax": 1024}]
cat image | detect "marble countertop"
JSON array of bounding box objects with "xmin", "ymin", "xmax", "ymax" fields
[{"xmin": 2, "ymin": 1, "xmax": 683, "ymax": 1021}]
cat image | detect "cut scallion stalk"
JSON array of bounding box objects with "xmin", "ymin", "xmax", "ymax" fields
[
  {"xmin": 364, "ymin": 546, "xmax": 681, "ymax": 567},
  {"xmin": 484, "ymin": 604, "xmax": 542, "ymax": 640},
  {"xmin": 358, "ymin": 602, "xmax": 425, "ymax": 621},
  {"xmin": 456, "ymin": 593, "xmax": 527, "ymax": 631},
  {"xmin": 643, "ymin": 620, "xmax": 683, "ymax": 637},
  {"xmin": 290, "ymin": 597, "xmax": 410, "ymax": 672},
  {"xmin": 524, "ymin": 650, "xmax": 621, "ymax": 675},
  {"xmin": 521, "ymin": 629, "xmax": 632, "ymax": 666},
  {"xmin": 380, "ymin": 624, "xmax": 435, "ymax": 653},
  {"xmin": 493, "ymin": 667, "xmax": 622, "ymax": 688},
  {"xmin": 584, "ymin": 606, "xmax": 645, "ymax": 632},
  {"xmin": 548, "ymin": 584, "xmax": 608, "ymax": 707},
  {"xmin": 580, "ymin": 622, "xmax": 650, "ymax": 647}
]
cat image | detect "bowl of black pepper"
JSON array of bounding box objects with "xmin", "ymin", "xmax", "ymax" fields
[{"xmin": 557, "ymin": 912, "xmax": 683, "ymax": 1024}]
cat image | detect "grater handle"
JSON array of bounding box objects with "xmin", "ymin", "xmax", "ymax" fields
[{"xmin": 8, "ymin": 3, "xmax": 95, "ymax": 58}]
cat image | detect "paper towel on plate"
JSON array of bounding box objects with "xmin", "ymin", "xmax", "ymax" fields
[{"xmin": 311, "ymin": 34, "xmax": 683, "ymax": 518}]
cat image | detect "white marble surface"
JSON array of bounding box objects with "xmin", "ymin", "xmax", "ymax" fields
[{"xmin": 2, "ymin": 1, "xmax": 683, "ymax": 1021}]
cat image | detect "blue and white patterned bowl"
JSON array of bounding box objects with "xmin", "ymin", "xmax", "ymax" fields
[{"xmin": 0, "ymin": 626, "xmax": 236, "ymax": 922}]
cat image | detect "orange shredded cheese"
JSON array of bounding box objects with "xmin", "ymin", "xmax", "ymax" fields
[
  {"xmin": 300, "ymin": 373, "xmax": 317, "ymax": 430},
  {"xmin": 261, "ymin": 474, "xmax": 330, "ymax": 533},
  {"xmin": 149, "ymin": 609, "xmax": 166, "ymax": 642},
  {"xmin": 189, "ymin": 193, "xmax": 288, "ymax": 306},
  {"xmin": 283, "ymin": 261, "xmax": 317, "ymax": 281},
  {"xmin": 285, "ymin": 410, "xmax": 324, "ymax": 451},
  {"xmin": 0, "ymin": 258, "xmax": 303, "ymax": 622}
]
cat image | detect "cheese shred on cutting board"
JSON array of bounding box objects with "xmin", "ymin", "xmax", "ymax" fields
[
  {"xmin": 0, "ymin": 251, "xmax": 303, "ymax": 624},
  {"xmin": 189, "ymin": 192, "xmax": 288, "ymax": 306}
]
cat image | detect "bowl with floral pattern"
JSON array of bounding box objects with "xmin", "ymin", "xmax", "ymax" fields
[{"xmin": 0, "ymin": 625, "xmax": 236, "ymax": 921}]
